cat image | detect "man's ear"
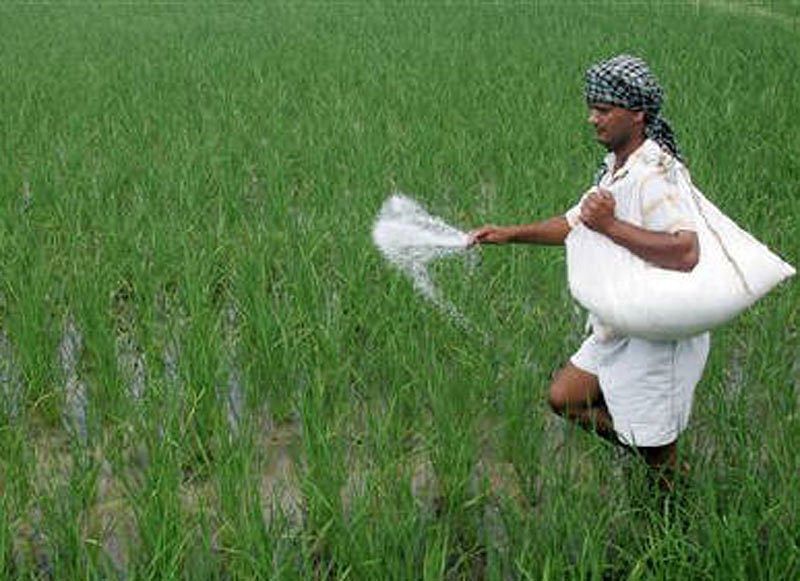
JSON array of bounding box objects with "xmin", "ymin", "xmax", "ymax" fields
[{"xmin": 633, "ymin": 110, "xmax": 646, "ymax": 126}]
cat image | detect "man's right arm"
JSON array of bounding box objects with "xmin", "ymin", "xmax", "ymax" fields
[{"xmin": 469, "ymin": 216, "xmax": 571, "ymax": 246}]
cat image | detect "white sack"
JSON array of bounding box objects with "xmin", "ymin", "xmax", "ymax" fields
[{"xmin": 566, "ymin": 169, "xmax": 795, "ymax": 341}]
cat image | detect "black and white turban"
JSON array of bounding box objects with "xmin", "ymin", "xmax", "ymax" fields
[{"xmin": 585, "ymin": 54, "xmax": 682, "ymax": 163}]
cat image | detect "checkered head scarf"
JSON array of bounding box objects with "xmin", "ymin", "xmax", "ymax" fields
[{"xmin": 585, "ymin": 54, "xmax": 682, "ymax": 163}]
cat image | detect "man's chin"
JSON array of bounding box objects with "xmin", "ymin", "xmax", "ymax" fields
[{"xmin": 595, "ymin": 136, "xmax": 612, "ymax": 150}]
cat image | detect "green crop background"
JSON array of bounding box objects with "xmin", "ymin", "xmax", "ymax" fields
[{"xmin": 0, "ymin": 1, "xmax": 798, "ymax": 578}]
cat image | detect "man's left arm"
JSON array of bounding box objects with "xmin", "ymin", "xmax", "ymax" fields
[{"xmin": 580, "ymin": 189, "xmax": 699, "ymax": 272}]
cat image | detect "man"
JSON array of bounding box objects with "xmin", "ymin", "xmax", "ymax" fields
[{"xmin": 470, "ymin": 55, "xmax": 710, "ymax": 487}]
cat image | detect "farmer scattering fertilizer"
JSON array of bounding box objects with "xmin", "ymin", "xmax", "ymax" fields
[{"xmin": 471, "ymin": 54, "xmax": 794, "ymax": 490}]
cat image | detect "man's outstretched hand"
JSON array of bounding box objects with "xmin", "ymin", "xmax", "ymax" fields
[
  {"xmin": 468, "ymin": 225, "xmax": 512, "ymax": 246},
  {"xmin": 469, "ymin": 217, "xmax": 570, "ymax": 247}
]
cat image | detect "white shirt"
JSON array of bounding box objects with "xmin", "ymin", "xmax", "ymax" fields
[{"xmin": 566, "ymin": 138, "xmax": 696, "ymax": 236}]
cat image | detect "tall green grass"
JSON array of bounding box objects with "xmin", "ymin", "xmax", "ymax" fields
[{"xmin": 0, "ymin": 1, "xmax": 797, "ymax": 577}]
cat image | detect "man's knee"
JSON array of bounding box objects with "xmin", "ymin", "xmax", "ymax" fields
[
  {"xmin": 548, "ymin": 380, "xmax": 568, "ymax": 416},
  {"xmin": 547, "ymin": 363, "xmax": 601, "ymax": 417}
]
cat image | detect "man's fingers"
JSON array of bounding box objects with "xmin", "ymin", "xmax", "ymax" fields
[
  {"xmin": 581, "ymin": 197, "xmax": 603, "ymax": 216},
  {"xmin": 468, "ymin": 226, "xmax": 494, "ymax": 246},
  {"xmin": 582, "ymin": 193, "xmax": 614, "ymax": 217},
  {"xmin": 586, "ymin": 190, "xmax": 613, "ymax": 204},
  {"xmin": 469, "ymin": 227, "xmax": 490, "ymax": 239},
  {"xmin": 596, "ymin": 187, "xmax": 614, "ymax": 199}
]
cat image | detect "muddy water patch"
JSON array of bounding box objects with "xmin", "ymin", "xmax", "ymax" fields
[
  {"xmin": 14, "ymin": 422, "xmax": 81, "ymax": 577},
  {"xmin": 218, "ymin": 301, "xmax": 244, "ymax": 436},
  {"xmin": 86, "ymin": 457, "xmax": 138, "ymax": 576},
  {"xmin": 0, "ymin": 329, "xmax": 23, "ymax": 420},
  {"xmin": 259, "ymin": 418, "xmax": 304, "ymax": 529},
  {"xmin": 112, "ymin": 285, "xmax": 147, "ymax": 403},
  {"xmin": 58, "ymin": 316, "xmax": 88, "ymax": 444},
  {"xmin": 13, "ymin": 506, "xmax": 53, "ymax": 579}
]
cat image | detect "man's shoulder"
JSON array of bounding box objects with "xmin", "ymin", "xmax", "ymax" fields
[{"xmin": 629, "ymin": 144, "xmax": 686, "ymax": 193}]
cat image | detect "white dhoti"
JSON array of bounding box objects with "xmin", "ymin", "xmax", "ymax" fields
[{"xmin": 570, "ymin": 331, "xmax": 710, "ymax": 447}]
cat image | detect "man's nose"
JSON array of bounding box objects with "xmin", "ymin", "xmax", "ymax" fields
[{"xmin": 588, "ymin": 110, "xmax": 599, "ymax": 125}]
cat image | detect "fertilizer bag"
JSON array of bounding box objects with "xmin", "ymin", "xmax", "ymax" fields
[{"xmin": 566, "ymin": 166, "xmax": 795, "ymax": 341}]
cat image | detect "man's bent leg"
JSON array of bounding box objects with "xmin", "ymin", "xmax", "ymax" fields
[
  {"xmin": 637, "ymin": 441, "xmax": 683, "ymax": 492},
  {"xmin": 549, "ymin": 363, "xmax": 618, "ymax": 444}
]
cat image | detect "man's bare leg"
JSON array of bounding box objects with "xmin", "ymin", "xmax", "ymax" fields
[
  {"xmin": 550, "ymin": 364, "xmax": 688, "ymax": 493},
  {"xmin": 548, "ymin": 363, "xmax": 618, "ymax": 444},
  {"xmin": 638, "ymin": 442, "xmax": 682, "ymax": 492}
]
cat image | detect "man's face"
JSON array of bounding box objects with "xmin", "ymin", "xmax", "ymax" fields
[{"xmin": 587, "ymin": 103, "xmax": 643, "ymax": 151}]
